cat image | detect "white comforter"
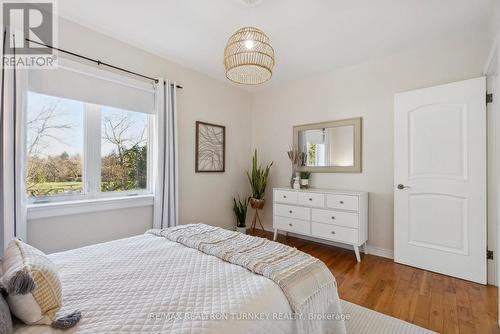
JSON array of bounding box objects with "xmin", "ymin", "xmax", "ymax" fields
[{"xmin": 15, "ymin": 234, "xmax": 343, "ymax": 334}]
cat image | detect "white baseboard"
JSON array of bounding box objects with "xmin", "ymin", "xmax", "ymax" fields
[
  {"xmin": 364, "ymin": 244, "xmax": 394, "ymax": 259},
  {"xmin": 260, "ymin": 227, "xmax": 394, "ymax": 260}
]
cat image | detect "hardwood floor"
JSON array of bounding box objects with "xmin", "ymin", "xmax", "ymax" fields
[{"xmin": 249, "ymin": 230, "xmax": 499, "ymax": 334}]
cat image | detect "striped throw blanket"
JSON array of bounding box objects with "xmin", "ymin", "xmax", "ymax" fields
[{"xmin": 147, "ymin": 224, "xmax": 346, "ymax": 334}]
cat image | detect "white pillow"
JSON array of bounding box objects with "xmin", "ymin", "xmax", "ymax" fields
[{"xmin": 1, "ymin": 239, "xmax": 61, "ymax": 325}]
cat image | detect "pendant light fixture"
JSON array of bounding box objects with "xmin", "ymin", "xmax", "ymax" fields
[{"xmin": 224, "ymin": 2, "xmax": 275, "ymax": 85}]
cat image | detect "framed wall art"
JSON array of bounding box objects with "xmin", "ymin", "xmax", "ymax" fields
[{"xmin": 195, "ymin": 121, "xmax": 226, "ymax": 172}]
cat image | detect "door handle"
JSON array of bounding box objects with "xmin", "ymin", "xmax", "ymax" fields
[{"xmin": 397, "ymin": 184, "xmax": 410, "ymax": 190}]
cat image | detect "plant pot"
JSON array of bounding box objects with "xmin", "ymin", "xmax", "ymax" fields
[
  {"xmin": 250, "ymin": 198, "xmax": 265, "ymax": 209},
  {"xmin": 236, "ymin": 226, "xmax": 247, "ymax": 234},
  {"xmin": 300, "ymin": 179, "xmax": 309, "ymax": 189}
]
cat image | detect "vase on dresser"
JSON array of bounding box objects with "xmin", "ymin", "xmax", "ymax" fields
[
  {"xmin": 272, "ymin": 187, "xmax": 369, "ymax": 262},
  {"xmin": 289, "ymin": 166, "xmax": 298, "ymax": 188},
  {"xmin": 287, "ymin": 149, "xmax": 306, "ymax": 188}
]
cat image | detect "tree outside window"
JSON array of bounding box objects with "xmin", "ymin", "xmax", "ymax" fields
[{"xmin": 26, "ymin": 92, "xmax": 150, "ymax": 200}]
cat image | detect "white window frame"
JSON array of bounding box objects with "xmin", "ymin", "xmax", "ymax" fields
[{"xmin": 26, "ymin": 93, "xmax": 154, "ymax": 209}]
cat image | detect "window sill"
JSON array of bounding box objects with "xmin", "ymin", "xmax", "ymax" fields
[{"xmin": 27, "ymin": 195, "xmax": 154, "ymax": 220}]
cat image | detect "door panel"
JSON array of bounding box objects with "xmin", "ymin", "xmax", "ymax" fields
[
  {"xmin": 409, "ymin": 104, "xmax": 467, "ymax": 180},
  {"xmin": 394, "ymin": 77, "xmax": 486, "ymax": 284},
  {"xmin": 408, "ymin": 193, "xmax": 467, "ymax": 254}
]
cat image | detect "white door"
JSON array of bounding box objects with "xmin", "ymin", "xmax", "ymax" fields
[{"xmin": 394, "ymin": 77, "xmax": 487, "ymax": 284}]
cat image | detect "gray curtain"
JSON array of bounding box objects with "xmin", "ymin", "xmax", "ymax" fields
[{"xmin": 153, "ymin": 79, "xmax": 178, "ymax": 229}]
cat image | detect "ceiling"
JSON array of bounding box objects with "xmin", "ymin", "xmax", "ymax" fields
[{"xmin": 58, "ymin": 0, "xmax": 494, "ymax": 88}]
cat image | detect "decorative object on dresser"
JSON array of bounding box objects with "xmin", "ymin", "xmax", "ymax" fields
[
  {"xmin": 195, "ymin": 121, "xmax": 225, "ymax": 172},
  {"xmin": 299, "ymin": 171, "xmax": 311, "ymax": 189},
  {"xmin": 287, "ymin": 147, "xmax": 306, "ymax": 187},
  {"xmin": 273, "ymin": 187, "xmax": 368, "ymax": 262},
  {"xmin": 233, "ymin": 195, "xmax": 250, "ymax": 234},
  {"xmin": 247, "ymin": 150, "xmax": 273, "ymax": 233},
  {"xmin": 292, "ymin": 173, "xmax": 301, "ymax": 190},
  {"xmin": 294, "ymin": 117, "xmax": 362, "ymax": 173}
]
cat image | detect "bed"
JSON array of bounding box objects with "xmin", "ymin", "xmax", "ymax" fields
[{"xmin": 13, "ymin": 227, "xmax": 346, "ymax": 334}]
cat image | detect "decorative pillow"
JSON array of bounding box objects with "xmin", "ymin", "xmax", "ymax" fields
[
  {"xmin": 0, "ymin": 291, "xmax": 13, "ymax": 334},
  {"xmin": 0, "ymin": 239, "xmax": 80, "ymax": 328}
]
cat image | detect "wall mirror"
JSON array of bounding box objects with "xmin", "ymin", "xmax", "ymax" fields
[{"xmin": 293, "ymin": 117, "xmax": 362, "ymax": 173}]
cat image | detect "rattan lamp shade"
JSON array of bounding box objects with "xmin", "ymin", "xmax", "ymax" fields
[{"xmin": 224, "ymin": 27, "xmax": 275, "ymax": 85}]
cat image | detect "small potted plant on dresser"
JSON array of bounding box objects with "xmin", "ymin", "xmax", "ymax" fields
[
  {"xmin": 247, "ymin": 150, "xmax": 273, "ymax": 232},
  {"xmin": 300, "ymin": 171, "xmax": 311, "ymax": 189},
  {"xmin": 233, "ymin": 196, "xmax": 249, "ymax": 234}
]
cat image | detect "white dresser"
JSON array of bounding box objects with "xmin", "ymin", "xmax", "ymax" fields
[{"xmin": 272, "ymin": 187, "xmax": 368, "ymax": 261}]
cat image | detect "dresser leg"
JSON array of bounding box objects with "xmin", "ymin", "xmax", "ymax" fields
[
  {"xmin": 273, "ymin": 229, "xmax": 278, "ymax": 241},
  {"xmin": 353, "ymin": 245, "xmax": 361, "ymax": 262}
]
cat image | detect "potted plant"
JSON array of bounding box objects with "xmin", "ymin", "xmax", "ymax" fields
[
  {"xmin": 300, "ymin": 171, "xmax": 311, "ymax": 189},
  {"xmin": 247, "ymin": 149, "xmax": 273, "ymax": 209},
  {"xmin": 233, "ymin": 195, "xmax": 249, "ymax": 234}
]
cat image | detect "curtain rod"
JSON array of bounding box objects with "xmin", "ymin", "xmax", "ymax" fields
[{"xmin": 25, "ymin": 38, "xmax": 183, "ymax": 89}]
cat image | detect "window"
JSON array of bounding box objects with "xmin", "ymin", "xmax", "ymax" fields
[
  {"xmin": 307, "ymin": 143, "xmax": 325, "ymax": 166},
  {"xmin": 101, "ymin": 107, "xmax": 149, "ymax": 193},
  {"xmin": 26, "ymin": 92, "xmax": 152, "ymax": 203},
  {"xmin": 27, "ymin": 93, "xmax": 84, "ymax": 197}
]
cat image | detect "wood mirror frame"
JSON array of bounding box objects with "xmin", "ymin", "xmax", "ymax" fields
[{"xmin": 293, "ymin": 117, "xmax": 362, "ymax": 173}]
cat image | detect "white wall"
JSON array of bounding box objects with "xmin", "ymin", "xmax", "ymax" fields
[
  {"xmin": 27, "ymin": 18, "xmax": 252, "ymax": 253},
  {"xmin": 28, "ymin": 206, "xmax": 153, "ymax": 254},
  {"xmin": 250, "ymin": 30, "xmax": 490, "ymax": 252}
]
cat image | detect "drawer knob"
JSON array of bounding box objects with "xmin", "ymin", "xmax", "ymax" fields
[
  {"xmin": 289, "ymin": 210, "xmax": 293, "ymax": 214},
  {"xmin": 283, "ymin": 195, "xmax": 287, "ymax": 198},
  {"xmin": 309, "ymin": 198, "xmax": 313, "ymax": 201},
  {"xmin": 339, "ymin": 201, "xmax": 344, "ymax": 204},
  {"xmin": 331, "ymin": 231, "xmax": 336, "ymax": 235},
  {"xmin": 289, "ymin": 223, "xmax": 293, "ymax": 227},
  {"xmin": 331, "ymin": 216, "xmax": 335, "ymax": 220}
]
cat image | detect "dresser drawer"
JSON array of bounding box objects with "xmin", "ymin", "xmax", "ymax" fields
[
  {"xmin": 274, "ymin": 216, "xmax": 310, "ymax": 235},
  {"xmin": 326, "ymin": 194, "xmax": 359, "ymax": 211},
  {"xmin": 274, "ymin": 190, "xmax": 298, "ymax": 205},
  {"xmin": 297, "ymin": 192, "xmax": 325, "ymax": 208},
  {"xmin": 311, "ymin": 222, "xmax": 358, "ymax": 244},
  {"xmin": 311, "ymin": 209, "xmax": 359, "ymax": 228},
  {"xmin": 274, "ymin": 204, "xmax": 310, "ymax": 221}
]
